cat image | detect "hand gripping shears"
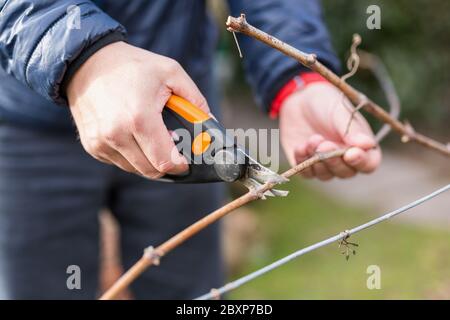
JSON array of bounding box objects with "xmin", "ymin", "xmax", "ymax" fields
[{"xmin": 160, "ymin": 94, "xmax": 288, "ymax": 197}]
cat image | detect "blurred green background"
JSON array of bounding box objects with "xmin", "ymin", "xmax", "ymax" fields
[{"xmin": 208, "ymin": 0, "xmax": 450, "ymax": 299}]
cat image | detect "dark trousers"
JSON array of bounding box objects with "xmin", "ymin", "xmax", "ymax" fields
[{"xmin": 0, "ymin": 123, "xmax": 224, "ymax": 299}]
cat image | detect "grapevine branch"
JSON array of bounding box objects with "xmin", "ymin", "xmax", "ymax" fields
[
  {"xmin": 100, "ymin": 149, "xmax": 346, "ymax": 299},
  {"xmin": 226, "ymin": 14, "xmax": 450, "ymax": 157}
]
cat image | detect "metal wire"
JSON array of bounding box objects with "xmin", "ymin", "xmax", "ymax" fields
[{"xmin": 196, "ymin": 183, "xmax": 450, "ymax": 300}]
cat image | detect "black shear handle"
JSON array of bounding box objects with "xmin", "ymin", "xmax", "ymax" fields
[{"xmin": 159, "ymin": 95, "xmax": 246, "ymax": 183}]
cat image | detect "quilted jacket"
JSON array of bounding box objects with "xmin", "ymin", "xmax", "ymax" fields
[{"xmin": 0, "ymin": 0, "xmax": 339, "ymax": 130}]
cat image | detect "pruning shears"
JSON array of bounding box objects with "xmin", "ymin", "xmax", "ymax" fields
[{"xmin": 160, "ymin": 94, "xmax": 288, "ymax": 197}]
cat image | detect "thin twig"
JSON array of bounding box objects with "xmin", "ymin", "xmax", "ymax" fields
[
  {"xmin": 226, "ymin": 14, "xmax": 450, "ymax": 157},
  {"xmin": 344, "ymin": 100, "xmax": 367, "ymax": 137},
  {"xmin": 99, "ymin": 149, "xmax": 346, "ymax": 300},
  {"xmin": 196, "ymin": 183, "xmax": 450, "ymax": 300}
]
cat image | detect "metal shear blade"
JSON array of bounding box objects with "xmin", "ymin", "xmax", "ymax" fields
[{"xmin": 240, "ymin": 153, "xmax": 289, "ymax": 198}]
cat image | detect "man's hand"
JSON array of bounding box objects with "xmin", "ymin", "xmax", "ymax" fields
[
  {"xmin": 67, "ymin": 41, "xmax": 209, "ymax": 179},
  {"xmin": 279, "ymin": 82, "xmax": 381, "ymax": 180}
]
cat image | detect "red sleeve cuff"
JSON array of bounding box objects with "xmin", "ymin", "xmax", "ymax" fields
[{"xmin": 269, "ymin": 72, "xmax": 328, "ymax": 119}]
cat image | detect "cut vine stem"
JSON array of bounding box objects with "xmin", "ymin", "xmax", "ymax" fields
[{"xmin": 226, "ymin": 14, "xmax": 450, "ymax": 157}]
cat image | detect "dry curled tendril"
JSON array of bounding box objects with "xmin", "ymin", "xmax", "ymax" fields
[
  {"xmin": 342, "ymin": 34, "xmax": 364, "ymax": 137},
  {"xmin": 338, "ymin": 230, "xmax": 359, "ymax": 261}
]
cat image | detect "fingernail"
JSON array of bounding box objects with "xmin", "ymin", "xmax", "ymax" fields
[{"xmin": 345, "ymin": 148, "xmax": 362, "ymax": 165}]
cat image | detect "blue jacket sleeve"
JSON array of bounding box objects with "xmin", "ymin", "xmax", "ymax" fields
[
  {"xmin": 227, "ymin": 0, "xmax": 340, "ymax": 112},
  {"xmin": 0, "ymin": 0, "xmax": 126, "ymax": 105}
]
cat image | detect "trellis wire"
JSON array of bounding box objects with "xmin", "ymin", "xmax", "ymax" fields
[{"xmin": 196, "ymin": 183, "xmax": 450, "ymax": 300}]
